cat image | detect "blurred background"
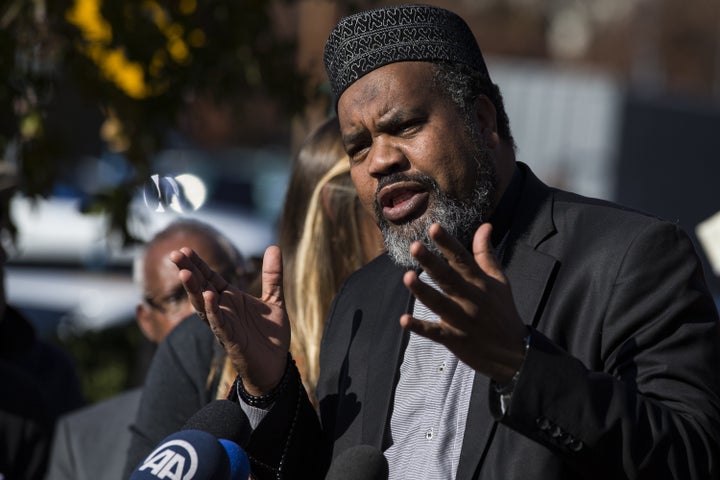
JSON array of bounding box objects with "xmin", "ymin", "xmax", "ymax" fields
[{"xmin": 1, "ymin": 0, "xmax": 719, "ymax": 403}]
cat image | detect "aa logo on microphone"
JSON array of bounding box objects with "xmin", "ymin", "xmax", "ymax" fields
[{"xmin": 138, "ymin": 439, "xmax": 198, "ymax": 480}]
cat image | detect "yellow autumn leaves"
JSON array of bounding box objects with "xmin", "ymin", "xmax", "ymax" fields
[{"xmin": 65, "ymin": 0, "xmax": 206, "ymax": 99}]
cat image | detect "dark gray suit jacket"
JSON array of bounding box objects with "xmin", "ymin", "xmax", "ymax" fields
[
  {"xmin": 45, "ymin": 388, "xmax": 141, "ymax": 480},
  {"xmin": 246, "ymin": 163, "xmax": 720, "ymax": 479}
]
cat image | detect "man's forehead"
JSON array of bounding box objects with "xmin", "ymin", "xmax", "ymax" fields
[
  {"xmin": 337, "ymin": 62, "xmax": 435, "ymax": 132},
  {"xmin": 147, "ymin": 232, "xmax": 212, "ymax": 259}
]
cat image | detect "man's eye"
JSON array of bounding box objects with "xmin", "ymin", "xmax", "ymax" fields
[
  {"xmin": 348, "ymin": 145, "xmax": 369, "ymax": 163},
  {"xmin": 167, "ymin": 290, "xmax": 188, "ymax": 304},
  {"xmin": 398, "ymin": 119, "xmax": 423, "ymax": 136},
  {"xmin": 402, "ymin": 124, "xmax": 420, "ymax": 135}
]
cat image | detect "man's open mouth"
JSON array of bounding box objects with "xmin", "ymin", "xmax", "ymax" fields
[{"xmin": 377, "ymin": 182, "xmax": 430, "ymax": 223}]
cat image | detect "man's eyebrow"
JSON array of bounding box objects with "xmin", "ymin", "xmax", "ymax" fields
[
  {"xmin": 145, "ymin": 284, "xmax": 186, "ymax": 302},
  {"xmin": 342, "ymin": 128, "xmax": 367, "ymax": 148},
  {"xmin": 375, "ymin": 110, "xmax": 411, "ymax": 131},
  {"xmin": 342, "ymin": 109, "xmax": 420, "ymax": 147}
]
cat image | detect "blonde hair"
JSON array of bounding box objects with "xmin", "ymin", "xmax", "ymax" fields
[{"xmin": 287, "ymin": 157, "xmax": 367, "ymax": 399}]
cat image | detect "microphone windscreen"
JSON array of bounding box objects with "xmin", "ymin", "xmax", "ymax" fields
[
  {"xmin": 130, "ymin": 429, "xmax": 229, "ymax": 480},
  {"xmin": 325, "ymin": 445, "xmax": 389, "ymax": 480},
  {"xmin": 219, "ymin": 438, "xmax": 251, "ymax": 480},
  {"xmin": 182, "ymin": 399, "xmax": 250, "ymax": 445}
]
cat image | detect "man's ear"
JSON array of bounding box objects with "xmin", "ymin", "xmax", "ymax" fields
[
  {"xmin": 474, "ymin": 95, "xmax": 500, "ymax": 148},
  {"xmin": 136, "ymin": 304, "xmax": 157, "ymax": 343}
]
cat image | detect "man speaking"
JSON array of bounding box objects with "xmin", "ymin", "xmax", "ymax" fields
[{"xmin": 172, "ymin": 4, "xmax": 720, "ymax": 479}]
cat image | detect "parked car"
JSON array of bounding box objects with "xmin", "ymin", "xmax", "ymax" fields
[{"xmin": 5, "ymin": 147, "xmax": 290, "ymax": 339}]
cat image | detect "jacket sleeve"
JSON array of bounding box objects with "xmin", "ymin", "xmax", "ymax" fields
[
  {"xmin": 239, "ymin": 357, "xmax": 328, "ymax": 480},
  {"xmin": 499, "ymin": 221, "xmax": 720, "ymax": 479}
]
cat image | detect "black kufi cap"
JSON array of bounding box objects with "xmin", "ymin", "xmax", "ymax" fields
[{"xmin": 324, "ymin": 4, "xmax": 488, "ymax": 102}]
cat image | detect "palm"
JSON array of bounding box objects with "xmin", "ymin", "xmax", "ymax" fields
[
  {"xmin": 400, "ymin": 223, "xmax": 527, "ymax": 384},
  {"xmin": 171, "ymin": 245, "xmax": 290, "ymax": 395},
  {"xmin": 212, "ymin": 284, "xmax": 290, "ymax": 392}
]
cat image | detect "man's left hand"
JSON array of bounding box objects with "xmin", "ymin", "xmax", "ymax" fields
[{"xmin": 400, "ymin": 222, "xmax": 528, "ymax": 384}]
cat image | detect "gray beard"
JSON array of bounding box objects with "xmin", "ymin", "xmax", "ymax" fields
[{"xmin": 374, "ymin": 147, "xmax": 497, "ymax": 269}]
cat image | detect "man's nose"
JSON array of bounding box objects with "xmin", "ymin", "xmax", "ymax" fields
[{"xmin": 367, "ymin": 137, "xmax": 409, "ymax": 178}]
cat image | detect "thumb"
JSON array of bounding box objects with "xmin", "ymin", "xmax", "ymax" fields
[
  {"xmin": 472, "ymin": 223, "xmax": 503, "ymax": 280},
  {"xmin": 261, "ymin": 246, "xmax": 284, "ymax": 306}
]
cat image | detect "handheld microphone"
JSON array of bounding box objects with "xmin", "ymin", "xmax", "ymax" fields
[
  {"xmin": 182, "ymin": 399, "xmax": 251, "ymax": 446},
  {"xmin": 218, "ymin": 439, "xmax": 251, "ymax": 480},
  {"xmin": 129, "ymin": 429, "xmax": 250, "ymax": 479},
  {"xmin": 325, "ymin": 445, "xmax": 389, "ymax": 480}
]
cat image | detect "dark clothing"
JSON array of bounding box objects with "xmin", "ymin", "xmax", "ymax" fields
[
  {"xmin": 243, "ymin": 163, "xmax": 720, "ymax": 479},
  {"xmin": 0, "ymin": 362, "xmax": 54, "ymax": 480},
  {"xmin": 0, "ymin": 306, "xmax": 85, "ymax": 420},
  {"xmin": 45, "ymin": 388, "xmax": 141, "ymax": 480},
  {"xmin": 123, "ymin": 315, "xmax": 224, "ymax": 476},
  {"xmin": 0, "ymin": 306, "xmax": 85, "ymax": 480}
]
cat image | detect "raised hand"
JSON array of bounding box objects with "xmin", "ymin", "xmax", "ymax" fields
[
  {"xmin": 170, "ymin": 245, "xmax": 290, "ymax": 395},
  {"xmin": 400, "ymin": 223, "xmax": 527, "ymax": 384}
]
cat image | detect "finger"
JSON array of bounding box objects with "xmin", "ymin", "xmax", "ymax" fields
[
  {"xmin": 427, "ymin": 223, "xmax": 484, "ymax": 279},
  {"xmin": 183, "ymin": 247, "xmax": 230, "ymax": 293},
  {"xmin": 170, "ymin": 247, "xmax": 203, "ymax": 287},
  {"xmin": 408, "ymin": 228, "xmax": 478, "ymax": 299},
  {"xmin": 471, "ymin": 223, "xmax": 504, "ymax": 281},
  {"xmin": 408, "ymin": 238, "xmax": 453, "ymax": 278},
  {"xmin": 261, "ymin": 246, "xmax": 284, "ymax": 306},
  {"xmin": 402, "ymin": 270, "xmax": 465, "ymax": 323},
  {"xmin": 203, "ymin": 289, "xmax": 236, "ymax": 350},
  {"xmin": 202, "ymin": 289, "xmax": 221, "ymax": 322},
  {"xmin": 170, "ymin": 248, "xmax": 208, "ymax": 316},
  {"xmin": 399, "ymin": 313, "xmax": 459, "ymax": 345}
]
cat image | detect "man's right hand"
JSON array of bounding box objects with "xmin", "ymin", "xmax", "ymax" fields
[{"xmin": 170, "ymin": 245, "xmax": 290, "ymax": 396}]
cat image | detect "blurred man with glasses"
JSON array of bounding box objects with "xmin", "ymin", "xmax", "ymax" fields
[{"xmin": 46, "ymin": 219, "xmax": 251, "ymax": 480}]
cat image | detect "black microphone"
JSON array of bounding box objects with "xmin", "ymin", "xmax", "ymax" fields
[
  {"xmin": 130, "ymin": 400, "xmax": 253, "ymax": 479},
  {"xmin": 182, "ymin": 399, "xmax": 251, "ymax": 446},
  {"xmin": 129, "ymin": 429, "xmax": 250, "ymax": 479},
  {"xmin": 325, "ymin": 445, "xmax": 389, "ymax": 480},
  {"xmin": 182, "ymin": 399, "xmax": 253, "ymax": 479}
]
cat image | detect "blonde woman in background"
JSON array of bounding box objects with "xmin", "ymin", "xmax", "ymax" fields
[
  {"xmin": 288, "ymin": 155, "xmax": 384, "ymax": 401},
  {"xmin": 280, "ymin": 116, "xmax": 384, "ymax": 403}
]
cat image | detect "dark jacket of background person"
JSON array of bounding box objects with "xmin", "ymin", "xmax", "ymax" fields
[
  {"xmin": 238, "ymin": 164, "xmax": 720, "ymax": 479},
  {"xmin": 0, "ymin": 306, "xmax": 85, "ymax": 480},
  {"xmin": 123, "ymin": 314, "xmax": 222, "ymax": 474},
  {"xmin": 0, "ymin": 362, "xmax": 53, "ymax": 480},
  {"xmin": 44, "ymin": 388, "xmax": 141, "ymax": 480}
]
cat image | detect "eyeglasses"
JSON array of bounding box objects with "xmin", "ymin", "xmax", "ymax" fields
[
  {"xmin": 143, "ymin": 284, "xmax": 189, "ymax": 316},
  {"xmin": 142, "ymin": 268, "xmax": 240, "ymax": 316}
]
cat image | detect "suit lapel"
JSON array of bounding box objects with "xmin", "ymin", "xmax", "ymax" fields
[
  {"xmin": 505, "ymin": 244, "xmax": 559, "ymax": 329},
  {"xmin": 503, "ymin": 164, "xmax": 560, "ymax": 329},
  {"xmin": 361, "ymin": 260, "xmax": 412, "ymax": 449},
  {"xmin": 456, "ymin": 164, "xmax": 559, "ymax": 479}
]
